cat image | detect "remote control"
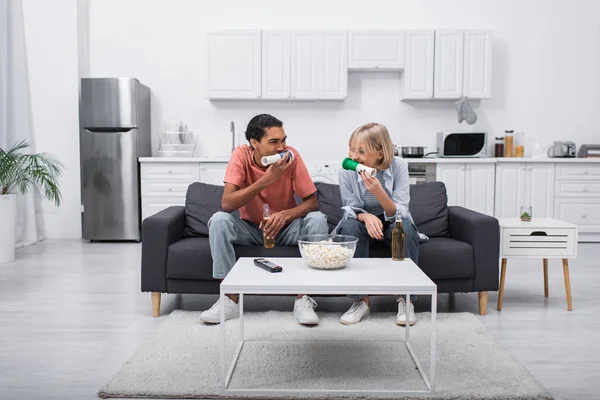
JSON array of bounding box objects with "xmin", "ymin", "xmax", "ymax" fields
[{"xmin": 254, "ymin": 258, "xmax": 283, "ymax": 273}]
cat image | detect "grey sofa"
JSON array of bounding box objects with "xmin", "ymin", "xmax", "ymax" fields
[{"xmin": 142, "ymin": 181, "xmax": 500, "ymax": 317}]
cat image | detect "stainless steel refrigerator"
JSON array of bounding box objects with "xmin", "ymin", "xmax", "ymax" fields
[{"xmin": 79, "ymin": 78, "xmax": 151, "ymax": 241}]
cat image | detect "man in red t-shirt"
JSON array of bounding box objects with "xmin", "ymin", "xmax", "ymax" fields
[{"xmin": 200, "ymin": 114, "xmax": 329, "ymax": 326}]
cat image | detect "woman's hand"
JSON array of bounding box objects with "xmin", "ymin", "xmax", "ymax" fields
[
  {"xmin": 361, "ymin": 170, "xmax": 384, "ymax": 196},
  {"xmin": 361, "ymin": 213, "xmax": 384, "ymax": 240}
]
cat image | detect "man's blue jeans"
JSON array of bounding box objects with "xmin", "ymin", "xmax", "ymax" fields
[
  {"xmin": 338, "ymin": 216, "xmax": 419, "ymax": 301},
  {"xmin": 208, "ymin": 211, "xmax": 329, "ymax": 279}
]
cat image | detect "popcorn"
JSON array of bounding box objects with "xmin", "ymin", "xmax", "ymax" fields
[{"xmin": 300, "ymin": 240, "xmax": 354, "ymax": 269}]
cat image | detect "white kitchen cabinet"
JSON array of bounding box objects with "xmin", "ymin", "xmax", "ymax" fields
[
  {"xmin": 200, "ymin": 162, "xmax": 228, "ymax": 186},
  {"xmin": 140, "ymin": 161, "xmax": 229, "ymax": 220},
  {"xmin": 436, "ymin": 163, "xmax": 495, "ymax": 215},
  {"xmin": 495, "ymin": 163, "xmax": 554, "ymax": 219},
  {"xmin": 434, "ymin": 30, "xmax": 464, "ymax": 99},
  {"xmin": 463, "ymin": 30, "xmax": 493, "ymax": 99},
  {"xmin": 320, "ymin": 31, "xmax": 348, "ymax": 99},
  {"xmin": 207, "ymin": 31, "xmax": 261, "ymax": 99},
  {"xmin": 554, "ymin": 162, "xmax": 600, "ymax": 239},
  {"xmin": 402, "ymin": 30, "xmax": 435, "ymax": 99},
  {"xmin": 348, "ymin": 31, "xmax": 405, "ymax": 70},
  {"xmin": 291, "ymin": 31, "xmax": 347, "ymax": 100},
  {"xmin": 464, "ymin": 164, "xmax": 496, "ymax": 215},
  {"xmin": 262, "ymin": 31, "xmax": 291, "ymax": 99},
  {"xmin": 437, "ymin": 164, "xmax": 465, "ymax": 207}
]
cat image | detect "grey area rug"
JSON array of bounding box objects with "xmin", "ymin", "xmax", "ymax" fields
[{"xmin": 99, "ymin": 311, "xmax": 552, "ymax": 400}]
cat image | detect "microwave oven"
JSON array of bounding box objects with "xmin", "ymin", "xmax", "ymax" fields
[{"xmin": 437, "ymin": 132, "xmax": 487, "ymax": 157}]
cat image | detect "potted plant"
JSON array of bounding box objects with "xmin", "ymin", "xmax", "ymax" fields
[{"xmin": 0, "ymin": 140, "xmax": 63, "ymax": 263}]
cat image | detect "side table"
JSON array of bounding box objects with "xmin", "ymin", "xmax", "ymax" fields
[{"xmin": 497, "ymin": 218, "xmax": 578, "ymax": 311}]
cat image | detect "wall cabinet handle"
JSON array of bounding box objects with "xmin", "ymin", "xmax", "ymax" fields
[
  {"xmin": 168, "ymin": 170, "xmax": 172, "ymax": 174},
  {"xmin": 582, "ymin": 213, "xmax": 588, "ymax": 219},
  {"xmin": 583, "ymin": 187, "xmax": 588, "ymax": 192}
]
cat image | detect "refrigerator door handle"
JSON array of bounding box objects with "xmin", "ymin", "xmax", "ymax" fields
[{"xmin": 83, "ymin": 127, "xmax": 134, "ymax": 134}]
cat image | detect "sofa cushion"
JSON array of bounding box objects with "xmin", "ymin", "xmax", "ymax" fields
[
  {"xmin": 409, "ymin": 182, "xmax": 450, "ymax": 237},
  {"xmin": 167, "ymin": 237, "xmax": 301, "ymax": 280},
  {"xmin": 416, "ymin": 237, "xmax": 474, "ymax": 279},
  {"xmin": 315, "ymin": 182, "xmax": 343, "ymax": 233},
  {"xmin": 167, "ymin": 237, "xmax": 214, "ymax": 280},
  {"xmin": 368, "ymin": 237, "xmax": 474, "ymax": 280},
  {"xmin": 184, "ymin": 182, "xmax": 239, "ymax": 237}
]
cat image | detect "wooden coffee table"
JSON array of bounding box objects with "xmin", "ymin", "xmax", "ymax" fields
[
  {"xmin": 219, "ymin": 257, "xmax": 438, "ymax": 396},
  {"xmin": 497, "ymin": 218, "xmax": 578, "ymax": 311}
]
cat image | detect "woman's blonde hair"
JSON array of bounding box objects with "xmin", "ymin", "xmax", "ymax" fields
[{"xmin": 348, "ymin": 122, "xmax": 395, "ymax": 170}]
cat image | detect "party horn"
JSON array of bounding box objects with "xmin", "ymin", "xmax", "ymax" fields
[
  {"xmin": 261, "ymin": 150, "xmax": 294, "ymax": 166},
  {"xmin": 342, "ymin": 158, "xmax": 377, "ymax": 177}
]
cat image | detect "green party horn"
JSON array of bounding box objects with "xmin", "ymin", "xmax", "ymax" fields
[{"xmin": 342, "ymin": 158, "xmax": 377, "ymax": 177}]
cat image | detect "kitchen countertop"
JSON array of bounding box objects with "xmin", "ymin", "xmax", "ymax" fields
[
  {"xmin": 139, "ymin": 156, "xmax": 600, "ymax": 164},
  {"xmin": 139, "ymin": 157, "xmax": 230, "ymax": 163}
]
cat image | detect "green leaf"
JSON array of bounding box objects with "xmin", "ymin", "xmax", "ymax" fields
[{"xmin": 0, "ymin": 140, "xmax": 63, "ymax": 206}]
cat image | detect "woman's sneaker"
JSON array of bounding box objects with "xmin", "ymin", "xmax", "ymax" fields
[
  {"xmin": 340, "ymin": 301, "xmax": 370, "ymax": 325},
  {"xmin": 396, "ymin": 297, "xmax": 417, "ymax": 326},
  {"xmin": 199, "ymin": 296, "xmax": 239, "ymax": 324}
]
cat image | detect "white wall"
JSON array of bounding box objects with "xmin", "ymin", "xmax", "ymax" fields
[
  {"xmin": 22, "ymin": 0, "xmax": 600, "ymax": 238},
  {"xmin": 23, "ymin": 0, "xmax": 81, "ymax": 239},
  {"xmin": 87, "ymin": 0, "xmax": 600, "ymax": 160}
]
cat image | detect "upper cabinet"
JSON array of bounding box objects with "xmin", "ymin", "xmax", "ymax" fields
[
  {"xmin": 291, "ymin": 31, "xmax": 347, "ymax": 100},
  {"xmin": 208, "ymin": 30, "xmax": 346, "ymax": 100},
  {"xmin": 403, "ymin": 29, "xmax": 492, "ymax": 100},
  {"xmin": 262, "ymin": 31, "xmax": 291, "ymax": 99},
  {"xmin": 403, "ymin": 30, "xmax": 435, "ymax": 99},
  {"xmin": 207, "ymin": 28, "xmax": 492, "ymax": 101},
  {"xmin": 206, "ymin": 31, "xmax": 261, "ymax": 100},
  {"xmin": 463, "ymin": 30, "xmax": 493, "ymax": 98},
  {"xmin": 348, "ymin": 31, "xmax": 405, "ymax": 70},
  {"xmin": 434, "ymin": 30, "xmax": 464, "ymax": 99}
]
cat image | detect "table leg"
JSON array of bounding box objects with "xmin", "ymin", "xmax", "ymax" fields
[
  {"xmin": 562, "ymin": 259, "xmax": 573, "ymax": 311},
  {"xmin": 497, "ymin": 258, "xmax": 507, "ymax": 311},
  {"xmin": 543, "ymin": 258, "xmax": 549, "ymax": 297}
]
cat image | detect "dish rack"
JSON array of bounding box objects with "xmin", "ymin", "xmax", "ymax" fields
[{"xmin": 156, "ymin": 131, "xmax": 197, "ymax": 157}]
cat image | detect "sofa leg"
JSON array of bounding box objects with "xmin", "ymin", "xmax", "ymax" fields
[
  {"xmin": 478, "ymin": 291, "xmax": 488, "ymax": 315},
  {"xmin": 152, "ymin": 292, "xmax": 161, "ymax": 317}
]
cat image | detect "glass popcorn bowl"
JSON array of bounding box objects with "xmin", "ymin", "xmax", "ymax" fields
[{"xmin": 297, "ymin": 234, "xmax": 358, "ymax": 270}]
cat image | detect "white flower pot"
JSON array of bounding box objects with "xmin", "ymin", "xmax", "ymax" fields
[{"xmin": 0, "ymin": 194, "xmax": 17, "ymax": 263}]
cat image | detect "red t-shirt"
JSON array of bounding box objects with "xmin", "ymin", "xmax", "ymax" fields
[{"xmin": 223, "ymin": 145, "xmax": 316, "ymax": 224}]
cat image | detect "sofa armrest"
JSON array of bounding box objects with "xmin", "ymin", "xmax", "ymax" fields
[
  {"xmin": 141, "ymin": 206, "xmax": 186, "ymax": 293},
  {"xmin": 448, "ymin": 206, "xmax": 500, "ymax": 292}
]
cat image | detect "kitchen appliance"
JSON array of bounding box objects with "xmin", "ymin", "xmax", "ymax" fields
[
  {"xmin": 79, "ymin": 78, "xmax": 151, "ymax": 241},
  {"xmin": 407, "ymin": 163, "xmax": 436, "ymax": 184},
  {"xmin": 577, "ymin": 144, "xmax": 600, "ymax": 158},
  {"xmin": 547, "ymin": 141, "xmax": 576, "ymax": 158},
  {"xmin": 399, "ymin": 146, "xmax": 437, "ymax": 158},
  {"xmin": 437, "ymin": 132, "xmax": 487, "ymax": 157}
]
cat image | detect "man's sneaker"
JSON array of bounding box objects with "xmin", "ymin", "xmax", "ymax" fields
[
  {"xmin": 340, "ymin": 301, "xmax": 370, "ymax": 325},
  {"xmin": 396, "ymin": 297, "xmax": 417, "ymax": 326},
  {"xmin": 199, "ymin": 296, "xmax": 239, "ymax": 324},
  {"xmin": 293, "ymin": 295, "xmax": 319, "ymax": 325}
]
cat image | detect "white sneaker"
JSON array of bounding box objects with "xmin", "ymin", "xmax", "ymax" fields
[
  {"xmin": 396, "ymin": 297, "xmax": 417, "ymax": 326},
  {"xmin": 340, "ymin": 301, "xmax": 370, "ymax": 325},
  {"xmin": 199, "ymin": 296, "xmax": 239, "ymax": 324},
  {"xmin": 293, "ymin": 295, "xmax": 319, "ymax": 325}
]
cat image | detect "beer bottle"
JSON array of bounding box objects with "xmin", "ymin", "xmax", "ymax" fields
[
  {"xmin": 392, "ymin": 213, "xmax": 405, "ymax": 261},
  {"xmin": 262, "ymin": 204, "xmax": 275, "ymax": 248}
]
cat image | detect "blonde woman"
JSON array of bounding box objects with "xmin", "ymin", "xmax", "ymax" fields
[{"xmin": 338, "ymin": 123, "xmax": 419, "ymax": 326}]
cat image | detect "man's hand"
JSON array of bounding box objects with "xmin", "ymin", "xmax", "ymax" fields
[
  {"xmin": 362, "ymin": 213, "xmax": 384, "ymax": 240},
  {"xmin": 261, "ymin": 210, "xmax": 293, "ymax": 240},
  {"xmin": 361, "ymin": 170, "xmax": 384, "ymax": 196},
  {"xmin": 261, "ymin": 152, "xmax": 293, "ymax": 186}
]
